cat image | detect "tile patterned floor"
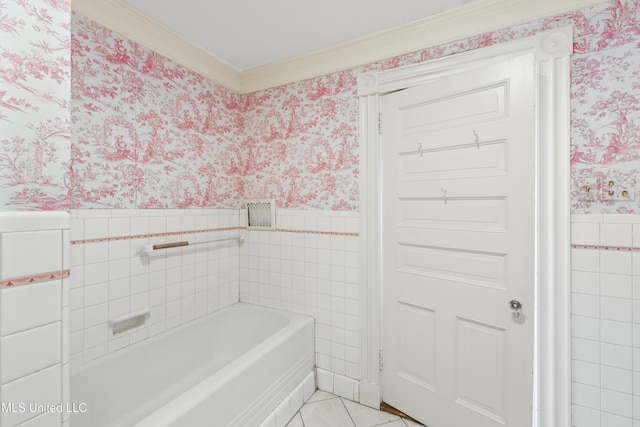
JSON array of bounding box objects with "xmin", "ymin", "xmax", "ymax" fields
[{"xmin": 286, "ymin": 391, "xmax": 424, "ymax": 427}]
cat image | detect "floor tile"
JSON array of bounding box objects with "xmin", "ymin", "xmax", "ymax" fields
[
  {"xmin": 341, "ymin": 398, "xmax": 400, "ymax": 427},
  {"xmin": 292, "ymin": 391, "xmax": 425, "ymax": 427},
  {"xmin": 285, "ymin": 413, "xmax": 304, "ymax": 427},
  {"xmin": 300, "ymin": 396, "xmax": 355, "ymax": 427}
]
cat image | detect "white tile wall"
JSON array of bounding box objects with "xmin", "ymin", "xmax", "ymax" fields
[
  {"xmin": 0, "ymin": 231, "xmax": 62, "ymax": 280},
  {"xmin": 571, "ymin": 214, "xmax": 640, "ymax": 427},
  {"xmin": 316, "ymin": 368, "xmax": 360, "ymax": 402},
  {"xmin": 0, "ymin": 212, "xmax": 68, "ymax": 427},
  {"xmin": 239, "ymin": 209, "xmax": 361, "ymax": 382},
  {"xmin": 19, "ymin": 411, "xmax": 62, "ymax": 427},
  {"xmin": 1, "ymin": 365, "xmax": 61, "ymax": 426},
  {"xmin": 1, "ymin": 281, "xmax": 62, "ymax": 336},
  {"xmin": 69, "ymin": 209, "xmax": 241, "ymax": 366},
  {"xmin": 1, "ymin": 322, "xmax": 61, "ymax": 384}
]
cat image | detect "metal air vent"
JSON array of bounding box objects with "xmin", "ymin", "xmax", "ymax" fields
[{"xmin": 246, "ymin": 198, "xmax": 276, "ymax": 230}]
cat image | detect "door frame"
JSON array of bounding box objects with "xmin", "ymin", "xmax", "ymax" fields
[{"xmin": 357, "ymin": 26, "xmax": 573, "ymax": 427}]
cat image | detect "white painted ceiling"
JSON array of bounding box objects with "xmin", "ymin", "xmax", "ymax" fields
[{"xmin": 124, "ymin": 0, "xmax": 464, "ymax": 71}]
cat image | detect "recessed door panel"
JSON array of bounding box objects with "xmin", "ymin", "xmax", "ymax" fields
[
  {"xmin": 399, "ymin": 83, "xmax": 507, "ymax": 133},
  {"xmin": 398, "ymin": 302, "xmax": 436, "ymax": 391},
  {"xmin": 456, "ymin": 317, "xmax": 507, "ymax": 423},
  {"xmin": 399, "ymin": 197, "xmax": 508, "ymax": 232},
  {"xmin": 398, "ymin": 243, "xmax": 507, "ymax": 290}
]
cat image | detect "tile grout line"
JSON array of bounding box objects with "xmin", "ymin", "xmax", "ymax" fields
[{"xmin": 339, "ymin": 397, "xmax": 358, "ymax": 427}]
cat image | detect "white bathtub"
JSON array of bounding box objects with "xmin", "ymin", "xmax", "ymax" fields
[{"xmin": 70, "ymin": 303, "xmax": 315, "ymax": 427}]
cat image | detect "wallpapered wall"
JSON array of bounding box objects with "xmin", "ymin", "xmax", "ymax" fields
[
  {"xmin": 1, "ymin": 0, "xmax": 639, "ymax": 213},
  {"xmin": 70, "ymin": 11, "xmax": 362, "ymax": 211},
  {"xmin": 241, "ymin": 73, "xmax": 360, "ymax": 210},
  {"xmin": 71, "ymin": 15, "xmax": 245, "ymax": 209},
  {"xmin": 0, "ymin": 0, "xmax": 70, "ymax": 211}
]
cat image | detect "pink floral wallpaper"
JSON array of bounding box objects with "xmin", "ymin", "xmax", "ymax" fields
[
  {"xmin": 71, "ymin": 14, "xmax": 244, "ymax": 209},
  {"xmin": 568, "ymin": 0, "xmax": 640, "ymax": 213},
  {"xmin": 69, "ymin": 0, "xmax": 640, "ymax": 213},
  {"xmin": 241, "ymin": 72, "xmax": 359, "ymax": 210},
  {"xmin": 0, "ymin": 0, "xmax": 70, "ymax": 211}
]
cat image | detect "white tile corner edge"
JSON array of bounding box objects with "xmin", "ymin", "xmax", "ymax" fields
[
  {"xmin": 315, "ymin": 368, "xmax": 360, "ymax": 403},
  {"xmin": 258, "ymin": 371, "xmax": 316, "ymax": 427},
  {"xmin": 303, "ymin": 370, "xmax": 315, "ymax": 402},
  {"xmin": 316, "ymin": 368, "xmax": 334, "ymax": 394},
  {"xmin": 0, "ymin": 211, "xmax": 69, "ymax": 233}
]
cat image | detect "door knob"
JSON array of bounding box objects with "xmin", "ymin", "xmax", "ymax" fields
[{"xmin": 509, "ymin": 299, "xmax": 522, "ymax": 317}]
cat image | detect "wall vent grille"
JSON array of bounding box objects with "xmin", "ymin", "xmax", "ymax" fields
[{"xmin": 246, "ymin": 199, "xmax": 276, "ymax": 230}]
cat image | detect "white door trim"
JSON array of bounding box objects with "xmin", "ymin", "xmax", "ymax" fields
[{"xmin": 357, "ymin": 26, "xmax": 573, "ymax": 427}]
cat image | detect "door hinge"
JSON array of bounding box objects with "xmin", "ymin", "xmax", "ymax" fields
[
  {"xmin": 378, "ymin": 112, "xmax": 383, "ymax": 134},
  {"xmin": 379, "ymin": 347, "xmax": 384, "ymax": 371}
]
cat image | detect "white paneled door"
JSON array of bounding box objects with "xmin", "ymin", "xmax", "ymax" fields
[{"xmin": 382, "ymin": 53, "xmax": 535, "ymax": 427}]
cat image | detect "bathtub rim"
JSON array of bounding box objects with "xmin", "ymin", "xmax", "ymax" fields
[{"xmin": 134, "ymin": 316, "xmax": 314, "ymax": 427}]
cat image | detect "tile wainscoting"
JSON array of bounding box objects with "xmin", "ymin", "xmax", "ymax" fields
[
  {"xmin": 571, "ymin": 214, "xmax": 640, "ymax": 427},
  {"xmin": 68, "ymin": 209, "xmax": 242, "ymax": 366},
  {"xmin": 240, "ymin": 209, "xmax": 361, "ymax": 384}
]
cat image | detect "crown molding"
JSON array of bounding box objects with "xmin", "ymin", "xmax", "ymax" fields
[
  {"xmin": 72, "ymin": 0, "xmax": 606, "ymax": 94},
  {"xmin": 241, "ymin": 0, "xmax": 604, "ymax": 92},
  {"xmin": 71, "ymin": 0, "xmax": 242, "ymax": 92}
]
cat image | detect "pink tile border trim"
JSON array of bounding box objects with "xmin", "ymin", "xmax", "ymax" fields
[
  {"xmin": 71, "ymin": 227, "xmax": 245, "ymax": 245},
  {"xmin": 71, "ymin": 227, "xmax": 359, "ymax": 245},
  {"xmin": 571, "ymin": 244, "xmax": 640, "ymax": 252},
  {"xmin": 277, "ymin": 228, "xmax": 358, "ymax": 237},
  {"xmin": 0, "ymin": 269, "xmax": 70, "ymax": 289}
]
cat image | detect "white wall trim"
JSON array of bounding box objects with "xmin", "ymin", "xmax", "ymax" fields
[
  {"xmin": 358, "ymin": 27, "xmax": 572, "ymax": 426},
  {"xmin": 357, "ymin": 70, "xmax": 381, "ymax": 410},
  {"xmin": 72, "ymin": 0, "xmax": 603, "ymax": 94},
  {"xmin": 534, "ymin": 26, "xmax": 573, "ymax": 427}
]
